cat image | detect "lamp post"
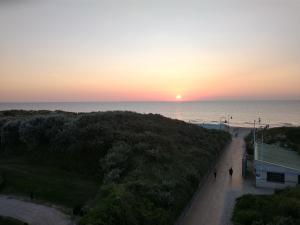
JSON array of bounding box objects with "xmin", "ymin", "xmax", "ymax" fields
[
  {"xmin": 227, "ymin": 115, "xmax": 233, "ymax": 126},
  {"xmin": 219, "ymin": 116, "xmax": 227, "ymax": 130},
  {"xmin": 253, "ymin": 120, "xmax": 256, "ymax": 145},
  {"xmin": 261, "ymin": 126, "xmax": 264, "ymax": 144},
  {"xmin": 219, "ymin": 115, "xmax": 232, "ymax": 131}
]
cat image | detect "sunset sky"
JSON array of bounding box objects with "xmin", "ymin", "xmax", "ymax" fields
[{"xmin": 0, "ymin": 0, "xmax": 300, "ymax": 102}]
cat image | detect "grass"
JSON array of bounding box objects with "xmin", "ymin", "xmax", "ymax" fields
[
  {"xmin": 0, "ymin": 216, "xmax": 25, "ymax": 225},
  {"xmin": 244, "ymin": 127, "xmax": 300, "ymax": 155},
  {"xmin": 0, "ymin": 157, "xmax": 99, "ymax": 209}
]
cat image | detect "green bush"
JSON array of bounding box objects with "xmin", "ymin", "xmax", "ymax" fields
[
  {"xmin": 80, "ymin": 184, "xmax": 170, "ymax": 225},
  {"xmin": 233, "ymin": 210, "xmax": 261, "ymax": 225},
  {"xmin": 0, "ymin": 110, "xmax": 231, "ymax": 225},
  {"xmin": 0, "ymin": 171, "xmax": 5, "ymax": 190},
  {"xmin": 232, "ymin": 187, "xmax": 300, "ymax": 225},
  {"xmin": 244, "ymin": 127, "xmax": 300, "ymax": 155},
  {"xmin": 0, "ymin": 216, "xmax": 25, "ymax": 225}
]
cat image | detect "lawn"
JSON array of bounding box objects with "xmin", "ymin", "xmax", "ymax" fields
[
  {"xmin": 0, "ymin": 157, "xmax": 99, "ymax": 209},
  {"xmin": 244, "ymin": 127, "xmax": 300, "ymax": 155}
]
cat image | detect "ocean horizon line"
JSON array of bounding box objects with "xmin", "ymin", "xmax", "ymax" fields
[
  {"xmin": 1, "ymin": 101, "xmax": 299, "ymax": 128},
  {"xmin": 1, "ymin": 99, "xmax": 300, "ymax": 104}
]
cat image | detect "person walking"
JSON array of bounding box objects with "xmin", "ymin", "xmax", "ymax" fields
[
  {"xmin": 214, "ymin": 169, "xmax": 217, "ymax": 179},
  {"xmin": 229, "ymin": 167, "xmax": 233, "ymax": 177}
]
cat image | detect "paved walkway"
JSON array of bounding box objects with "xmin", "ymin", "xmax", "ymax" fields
[
  {"xmin": 0, "ymin": 195, "xmax": 73, "ymax": 225},
  {"xmin": 179, "ymin": 128, "xmax": 273, "ymax": 225}
]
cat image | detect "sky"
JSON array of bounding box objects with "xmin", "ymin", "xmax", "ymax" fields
[{"xmin": 0, "ymin": 0, "xmax": 300, "ymax": 102}]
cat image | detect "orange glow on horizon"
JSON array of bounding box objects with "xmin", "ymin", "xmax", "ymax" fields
[
  {"xmin": 1, "ymin": 1, "xmax": 300, "ymax": 102},
  {"xmin": 1, "ymin": 37, "xmax": 300, "ymax": 102}
]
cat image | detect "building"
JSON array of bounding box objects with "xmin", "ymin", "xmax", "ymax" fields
[
  {"xmin": 199, "ymin": 123, "xmax": 228, "ymax": 130},
  {"xmin": 254, "ymin": 143, "xmax": 300, "ymax": 189}
]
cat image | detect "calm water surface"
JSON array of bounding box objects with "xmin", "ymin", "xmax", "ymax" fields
[{"xmin": 0, "ymin": 101, "xmax": 300, "ymax": 127}]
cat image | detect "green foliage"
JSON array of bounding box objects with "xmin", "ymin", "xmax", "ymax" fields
[
  {"xmin": 0, "ymin": 216, "xmax": 25, "ymax": 225},
  {"xmin": 232, "ymin": 187, "xmax": 300, "ymax": 225},
  {"xmin": 0, "ymin": 110, "xmax": 231, "ymax": 225},
  {"xmin": 244, "ymin": 130, "xmax": 254, "ymax": 155},
  {"xmin": 0, "ymin": 163, "xmax": 99, "ymax": 208},
  {"xmin": 101, "ymin": 142, "xmax": 131, "ymax": 184},
  {"xmin": 1, "ymin": 120, "xmax": 21, "ymax": 147},
  {"xmin": 19, "ymin": 115, "xmax": 68, "ymax": 149},
  {"xmin": 244, "ymin": 127, "xmax": 300, "ymax": 155},
  {"xmin": 0, "ymin": 170, "xmax": 5, "ymax": 190},
  {"xmin": 80, "ymin": 184, "xmax": 170, "ymax": 225}
]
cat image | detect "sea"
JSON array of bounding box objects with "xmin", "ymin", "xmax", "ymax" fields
[{"xmin": 0, "ymin": 101, "xmax": 299, "ymax": 128}]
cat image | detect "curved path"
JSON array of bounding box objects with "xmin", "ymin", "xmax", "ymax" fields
[
  {"xmin": 179, "ymin": 127, "xmax": 273, "ymax": 225},
  {"xmin": 0, "ymin": 195, "xmax": 73, "ymax": 225}
]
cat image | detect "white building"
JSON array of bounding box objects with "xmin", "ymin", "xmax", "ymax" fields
[
  {"xmin": 254, "ymin": 143, "xmax": 300, "ymax": 189},
  {"xmin": 199, "ymin": 123, "xmax": 228, "ymax": 130}
]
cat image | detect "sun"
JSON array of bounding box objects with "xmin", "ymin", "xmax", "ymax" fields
[{"xmin": 176, "ymin": 94, "xmax": 182, "ymax": 100}]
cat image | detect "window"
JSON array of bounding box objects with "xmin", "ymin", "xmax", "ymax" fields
[{"xmin": 267, "ymin": 172, "xmax": 285, "ymax": 183}]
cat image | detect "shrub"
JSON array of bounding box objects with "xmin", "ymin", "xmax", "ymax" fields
[
  {"xmin": 244, "ymin": 127, "xmax": 300, "ymax": 155},
  {"xmin": 1, "ymin": 120, "xmax": 21, "ymax": 146},
  {"xmin": 0, "ymin": 171, "xmax": 5, "ymax": 190},
  {"xmin": 232, "ymin": 186, "xmax": 300, "ymax": 225},
  {"xmin": 233, "ymin": 210, "xmax": 261, "ymax": 225},
  {"xmin": 0, "ymin": 110, "xmax": 231, "ymax": 225}
]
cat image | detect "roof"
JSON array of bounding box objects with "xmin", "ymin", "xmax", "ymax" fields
[
  {"xmin": 255, "ymin": 143, "xmax": 300, "ymax": 172},
  {"xmin": 199, "ymin": 123, "xmax": 227, "ymax": 130}
]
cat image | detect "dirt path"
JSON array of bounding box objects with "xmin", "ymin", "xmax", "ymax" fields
[
  {"xmin": 0, "ymin": 195, "xmax": 74, "ymax": 225},
  {"xmin": 179, "ymin": 127, "xmax": 273, "ymax": 225}
]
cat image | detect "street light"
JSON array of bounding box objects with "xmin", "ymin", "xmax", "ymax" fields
[
  {"xmin": 253, "ymin": 118, "xmax": 265, "ymax": 145},
  {"xmin": 219, "ymin": 115, "xmax": 232, "ymax": 131},
  {"xmin": 219, "ymin": 116, "xmax": 227, "ymax": 129},
  {"xmin": 253, "ymin": 120, "xmax": 256, "ymax": 145},
  {"xmin": 227, "ymin": 115, "xmax": 233, "ymax": 126}
]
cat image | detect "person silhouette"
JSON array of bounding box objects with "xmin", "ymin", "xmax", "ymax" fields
[
  {"xmin": 229, "ymin": 167, "xmax": 233, "ymax": 176},
  {"xmin": 214, "ymin": 169, "xmax": 217, "ymax": 179}
]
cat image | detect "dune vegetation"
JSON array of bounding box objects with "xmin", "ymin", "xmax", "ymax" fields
[
  {"xmin": 0, "ymin": 110, "xmax": 231, "ymax": 225},
  {"xmin": 232, "ymin": 186, "xmax": 300, "ymax": 225},
  {"xmin": 244, "ymin": 127, "xmax": 300, "ymax": 155},
  {"xmin": 0, "ymin": 216, "xmax": 25, "ymax": 225},
  {"xmin": 236, "ymin": 126, "xmax": 300, "ymax": 225}
]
